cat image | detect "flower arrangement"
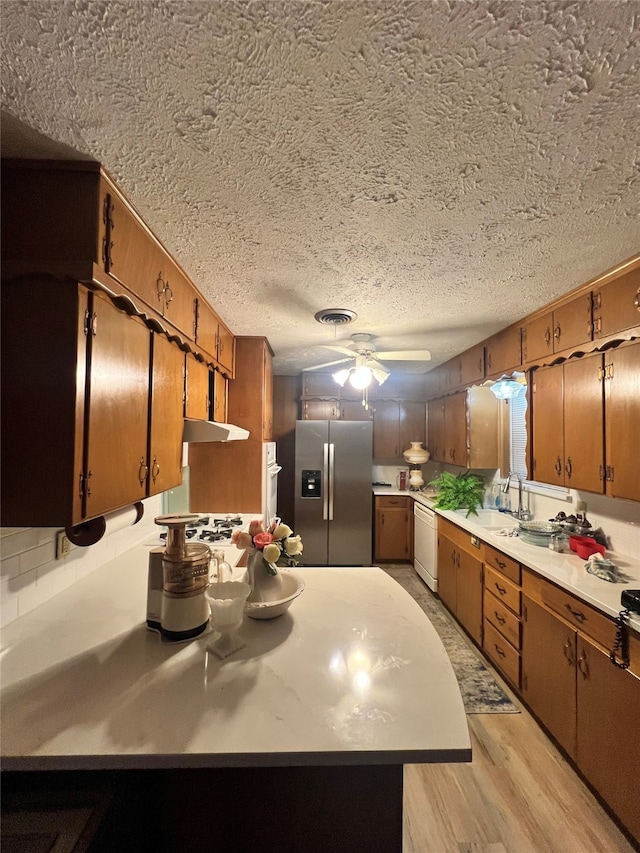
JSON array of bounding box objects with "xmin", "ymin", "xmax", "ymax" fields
[{"xmin": 232, "ymin": 519, "xmax": 304, "ymax": 576}]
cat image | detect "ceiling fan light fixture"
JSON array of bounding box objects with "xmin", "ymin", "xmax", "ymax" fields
[
  {"xmin": 332, "ymin": 368, "xmax": 351, "ymax": 387},
  {"xmin": 371, "ymin": 367, "xmax": 390, "ymax": 385},
  {"xmin": 349, "ymin": 365, "xmax": 373, "ymax": 389}
]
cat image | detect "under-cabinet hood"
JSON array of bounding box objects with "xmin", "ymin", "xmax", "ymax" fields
[{"xmin": 183, "ymin": 419, "xmax": 250, "ymax": 442}]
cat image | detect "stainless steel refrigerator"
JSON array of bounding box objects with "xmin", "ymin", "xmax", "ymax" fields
[{"xmin": 294, "ymin": 420, "xmax": 373, "ymax": 566}]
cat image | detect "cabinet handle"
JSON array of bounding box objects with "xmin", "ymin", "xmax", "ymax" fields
[
  {"xmin": 544, "ymin": 327, "xmax": 551, "ymax": 346},
  {"xmin": 84, "ymin": 470, "xmax": 92, "ymax": 498},
  {"xmin": 138, "ymin": 458, "xmax": 149, "ymax": 487},
  {"xmin": 554, "ymin": 323, "xmax": 561, "ymax": 341},
  {"xmin": 578, "ymin": 649, "xmax": 590, "ymax": 680},
  {"xmin": 164, "ymin": 282, "xmax": 173, "ymax": 307},
  {"xmin": 635, "ymin": 287, "xmax": 640, "ymax": 311},
  {"xmin": 563, "ymin": 637, "xmax": 575, "ymax": 666},
  {"xmin": 493, "ymin": 644, "xmax": 506, "ymax": 658},
  {"xmin": 494, "ymin": 611, "xmax": 506, "ymax": 625},
  {"xmin": 456, "ymin": 552, "xmax": 460, "ymax": 568},
  {"xmin": 487, "ymin": 353, "xmax": 492, "ymax": 369},
  {"xmin": 565, "ymin": 456, "xmax": 572, "ymax": 479},
  {"xmin": 494, "ymin": 582, "xmax": 507, "ymax": 596},
  {"xmin": 102, "ymin": 237, "xmax": 113, "ymax": 270},
  {"xmin": 157, "ymin": 273, "xmax": 165, "ymax": 301},
  {"xmin": 599, "ymin": 464, "xmax": 605, "ymax": 481},
  {"xmin": 151, "ymin": 456, "xmax": 160, "ymax": 483},
  {"xmin": 554, "ymin": 456, "xmax": 562, "ymax": 476},
  {"xmin": 496, "ymin": 558, "xmax": 506, "ymax": 569},
  {"xmin": 564, "ymin": 603, "xmax": 586, "ymax": 624}
]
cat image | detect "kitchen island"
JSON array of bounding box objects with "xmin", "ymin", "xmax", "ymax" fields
[{"xmin": 0, "ymin": 543, "xmax": 470, "ymax": 852}]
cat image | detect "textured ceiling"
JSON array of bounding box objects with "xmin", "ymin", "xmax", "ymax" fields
[{"xmin": 1, "ymin": 1, "xmax": 639, "ymax": 375}]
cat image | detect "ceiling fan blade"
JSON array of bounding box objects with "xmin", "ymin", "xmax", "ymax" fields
[
  {"xmin": 317, "ymin": 344, "xmax": 358, "ymax": 357},
  {"xmin": 303, "ymin": 357, "xmax": 352, "ymax": 371},
  {"xmin": 376, "ymin": 349, "xmax": 432, "ymax": 361}
]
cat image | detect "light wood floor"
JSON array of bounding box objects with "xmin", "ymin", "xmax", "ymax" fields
[{"xmin": 403, "ymin": 653, "xmax": 636, "ymax": 853}]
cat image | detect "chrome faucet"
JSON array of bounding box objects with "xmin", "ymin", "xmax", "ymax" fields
[{"xmin": 503, "ymin": 473, "xmax": 531, "ymax": 520}]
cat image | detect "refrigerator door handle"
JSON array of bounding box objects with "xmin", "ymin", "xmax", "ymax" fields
[
  {"xmin": 323, "ymin": 443, "xmax": 330, "ymax": 521},
  {"xmin": 328, "ymin": 442, "xmax": 335, "ymax": 521}
]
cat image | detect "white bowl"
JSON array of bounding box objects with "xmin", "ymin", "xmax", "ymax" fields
[{"xmin": 245, "ymin": 572, "xmax": 305, "ymax": 620}]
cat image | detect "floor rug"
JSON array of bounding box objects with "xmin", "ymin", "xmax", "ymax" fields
[{"xmin": 382, "ymin": 565, "xmax": 520, "ymax": 714}]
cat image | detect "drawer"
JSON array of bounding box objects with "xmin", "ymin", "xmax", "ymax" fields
[
  {"xmin": 484, "ymin": 588, "xmax": 521, "ymax": 650},
  {"xmin": 376, "ymin": 496, "xmax": 411, "ymax": 508},
  {"xmin": 522, "ymin": 569, "xmax": 615, "ymax": 650},
  {"xmin": 484, "ymin": 544, "xmax": 520, "ymax": 584},
  {"xmin": 438, "ymin": 517, "xmax": 485, "ymax": 559},
  {"xmin": 484, "ymin": 565, "xmax": 521, "ymax": 616},
  {"xmin": 484, "ymin": 619, "xmax": 521, "ymax": 688}
]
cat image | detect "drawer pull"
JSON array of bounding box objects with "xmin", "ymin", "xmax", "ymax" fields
[
  {"xmin": 493, "ymin": 644, "xmax": 506, "ymax": 658},
  {"xmin": 496, "ymin": 558, "xmax": 506, "ymax": 569},
  {"xmin": 494, "ymin": 582, "xmax": 507, "ymax": 596},
  {"xmin": 494, "ymin": 611, "xmax": 506, "ymax": 625},
  {"xmin": 565, "ymin": 603, "xmax": 586, "ymax": 624}
]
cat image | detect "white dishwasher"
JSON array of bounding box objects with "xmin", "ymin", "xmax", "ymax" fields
[{"xmin": 413, "ymin": 501, "xmax": 438, "ymax": 591}]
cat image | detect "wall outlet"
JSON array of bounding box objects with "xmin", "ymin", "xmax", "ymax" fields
[{"xmin": 56, "ymin": 530, "xmax": 71, "ymax": 560}]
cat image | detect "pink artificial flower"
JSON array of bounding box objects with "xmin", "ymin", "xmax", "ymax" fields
[
  {"xmin": 248, "ymin": 520, "xmax": 265, "ymax": 537},
  {"xmin": 232, "ymin": 530, "xmax": 253, "ymax": 550},
  {"xmin": 253, "ymin": 531, "xmax": 274, "ymax": 550}
]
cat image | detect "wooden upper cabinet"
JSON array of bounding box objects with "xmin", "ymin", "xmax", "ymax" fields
[
  {"xmin": 372, "ymin": 401, "xmax": 426, "ymax": 459},
  {"xmin": 485, "ymin": 327, "xmax": 522, "ymax": 378},
  {"xmin": 227, "ymin": 337, "xmax": 273, "ymax": 440},
  {"xmin": 593, "ymin": 265, "xmax": 640, "ymax": 340},
  {"xmin": 212, "ymin": 369, "xmax": 227, "ymax": 423},
  {"xmin": 427, "ymin": 399, "xmax": 445, "ymax": 462},
  {"xmin": 459, "ymin": 343, "xmax": 485, "ymax": 386},
  {"xmin": 441, "ymin": 387, "xmax": 499, "ymax": 469},
  {"xmin": 604, "ymin": 340, "xmax": 640, "ymax": 501},
  {"xmin": 443, "ymin": 392, "xmax": 467, "ymax": 467},
  {"xmin": 522, "ymin": 295, "xmax": 592, "ymax": 364},
  {"xmin": 301, "ymin": 372, "xmax": 339, "ymax": 398},
  {"xmin": 185, "ymin": 354, "xmax": 211, "ymax": 421},
  {"xmin": 195, "ymin": 298, "xmax": 235, "ymax": 376},
  {"xmin": 532, "ymin": 353, "xmax": 604, "ymax": 492},
  {"xmin": 149, "ymin": 334, "xmax": 185, "ymax": 497}
]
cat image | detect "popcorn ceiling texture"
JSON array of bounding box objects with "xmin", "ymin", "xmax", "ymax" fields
[{"xmin": 1, "ymin": 0, "xmax": 639, "ymax": 373}]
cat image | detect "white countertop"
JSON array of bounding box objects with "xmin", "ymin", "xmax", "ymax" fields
[
  {"xmin": 374, "ymin": 486, "xmax": 640, "ymax": 631},
  {"xmin": 0, "ymin": 542, "xmax": 471, "ymax": 771}
]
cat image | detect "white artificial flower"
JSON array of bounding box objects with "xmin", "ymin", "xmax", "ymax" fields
[
  {"xmin": 263, "ymin": 543, "xmax": 281, "ymax": 564},
  {"xmin": 272, "ymin": 523, "xmax": 292, "ymax": 540},
  {"xmin": 284, "ymin": 535, "xmax": 303, "ymax": 556}
]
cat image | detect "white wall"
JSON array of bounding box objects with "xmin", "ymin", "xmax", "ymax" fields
[{"xmin": 0, "ymin": 494, "xmax": 162, "ymax": 627}]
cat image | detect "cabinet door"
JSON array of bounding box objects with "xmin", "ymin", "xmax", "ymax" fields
[
  {"xmin": 185, "ymin": 355, "xmax": 210, "ymax": 421},
  {"xmin": 427, "ymin": 399, "xmax": 445, "ymax": 462},
  {"xmin": 552, "ymin": 295, "xmax": 593, "ymax": 354},
  {"xmin": 262, "ymin": 341, "xmax": 273, "ymax": 440},
  {"xmin": 456, "ymin": 548, "xmax": 483, "ymax": 646},
  {"xmin": 522, "ymin": 312, "xmax": 553, "ymax": 364},
  {"xmin": 340, "ymin": 400, "xmax": 372, "ymax": 421},
  {"xmin": 485, "ymin": 327, "xmax": 521, "ymax": 377},
  {"xmin": 605, "ymin": 340, "xmax": 640, "ymax": 501},
  {"xmin": 373, "ymin": 401, "xmax": 400, "ymax": 459},
  {"xmin": 302, "ymin": 400, "xmax": 340, "ymax": 420},
  {"xmin": 302, "ymin": 373, "xmax": 340, "ymax": 397},
  {"xmin": 444, "ymin": 393, "xmax": 466, "ymax": 466},
  {"xmin": 521, "ymin": 596, "xmax": 577, "ymax": 759},
  {"xmin": 159, "ymin": 255, "xmax": 198, "ymax": 339},
  {"xmin": 576, "ymin": 635, "xmax": 640, "ymax": 843},
  {"xmin": 375, "ymin": 506, "xmax": 411, "ymax": 561},
  {"xmin": 212, "ymin": 369, "xmax": 227, "ymax": 422},
  {"xmin": 399, "ymin": 402, "xmax": 426, "ymax": 452},
  {"xmin": 531, "ymin": 363, "xmax": 564, "ymax": 486},
  {"xmin": 84, "ymin": 291, "xmax": 151, "ymax": 518},
  {"xmin": 459, "ymin": 344, "xmax": 485, "ymax": 386},
  {"xmin": 217, "ymin": 320, "xmax": 235, "ymax": 375},
  {"xmin": 593, "ymin": 266, "xmax": 640, "ymax": 339},
  {"xmin": 149, "ymin": 335, "xmax": 185, "ymax": 496},
  {"xmin": 437, "ymin": 533, "xmax": 457, "ymax": 614},
  {"xmin": 563, "ymin": 352, "xmax": 604, "ymax": 493}
]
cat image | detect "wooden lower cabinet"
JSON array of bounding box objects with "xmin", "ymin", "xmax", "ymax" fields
[
  {"xmin": 521, "ymin": 594, "xmax": 577, "ymax": 759},
  {"xmin": 437, "ymin": 521, "xmax": 483, "ymax": 646},
  {"xmin": 576, "ymin": 636, "xmax": 640, "ymax": 843},
  {"xmin": 374, "ymin": 497, "xmax": 412, "ymax": 561}
]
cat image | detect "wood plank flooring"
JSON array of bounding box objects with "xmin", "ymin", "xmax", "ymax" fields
[{"xmin": 402, "ymin": 641, "xmax": 636, "ymax": 853}]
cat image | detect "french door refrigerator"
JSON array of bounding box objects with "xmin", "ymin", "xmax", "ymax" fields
[{"xmin": 294, "ymin": 420, "xmax": 373, "ymax": 566}]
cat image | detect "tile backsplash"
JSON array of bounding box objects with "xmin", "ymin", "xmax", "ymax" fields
[{"xmin": 1, "ymin": 494, "xmax": 162, "ymax": 628}]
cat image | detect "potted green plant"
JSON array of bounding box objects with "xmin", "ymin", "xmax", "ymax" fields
[{"xmin": 428, "ymin": 471, "xmax": 485, "ymax": 518}]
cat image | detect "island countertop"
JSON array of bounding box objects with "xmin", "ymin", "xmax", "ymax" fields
[{"xmin": 0, "ymin": 544, "xmax": 471, "ymax": 772}]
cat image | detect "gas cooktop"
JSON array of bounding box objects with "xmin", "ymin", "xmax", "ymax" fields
[{"xmin": 157, "ymin": 514, "xmax": 247, "ymax": 544}]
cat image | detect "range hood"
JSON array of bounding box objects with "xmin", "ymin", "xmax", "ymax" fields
[{"xmin": 183, "ymin": 419, "xmax": 250, "ymax": 442}]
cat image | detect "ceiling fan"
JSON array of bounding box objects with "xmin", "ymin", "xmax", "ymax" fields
[{"xmin": 304, "ymin": 333, "xmax": 432, "ymax": 375}]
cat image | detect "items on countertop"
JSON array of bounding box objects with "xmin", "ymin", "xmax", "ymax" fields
[
  {"xmin": 585, "ymin": 553, "xmax": 630, "ymax": 584},
  {"xmin": 569, "ymin": 534, "xmax": 606, "ymax": 560}
]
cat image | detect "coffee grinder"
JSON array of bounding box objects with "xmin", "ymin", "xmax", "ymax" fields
[{"xmin": 148, "ymin": 514, "xmax": 211, "ymax": 642}]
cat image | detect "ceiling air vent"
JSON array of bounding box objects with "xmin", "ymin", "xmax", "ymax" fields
[{"xmin": 314, "ymin": 308, "xmax": 358, "ymax": 326}]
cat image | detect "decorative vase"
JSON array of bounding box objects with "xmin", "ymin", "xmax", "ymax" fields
[
  {"xmin": 246, "ymin": 549, "xmax": 284, "ymax": 604},
  {"xmin": 402, "ymin": 441, "xmax": 430, "ymax": 465}
]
